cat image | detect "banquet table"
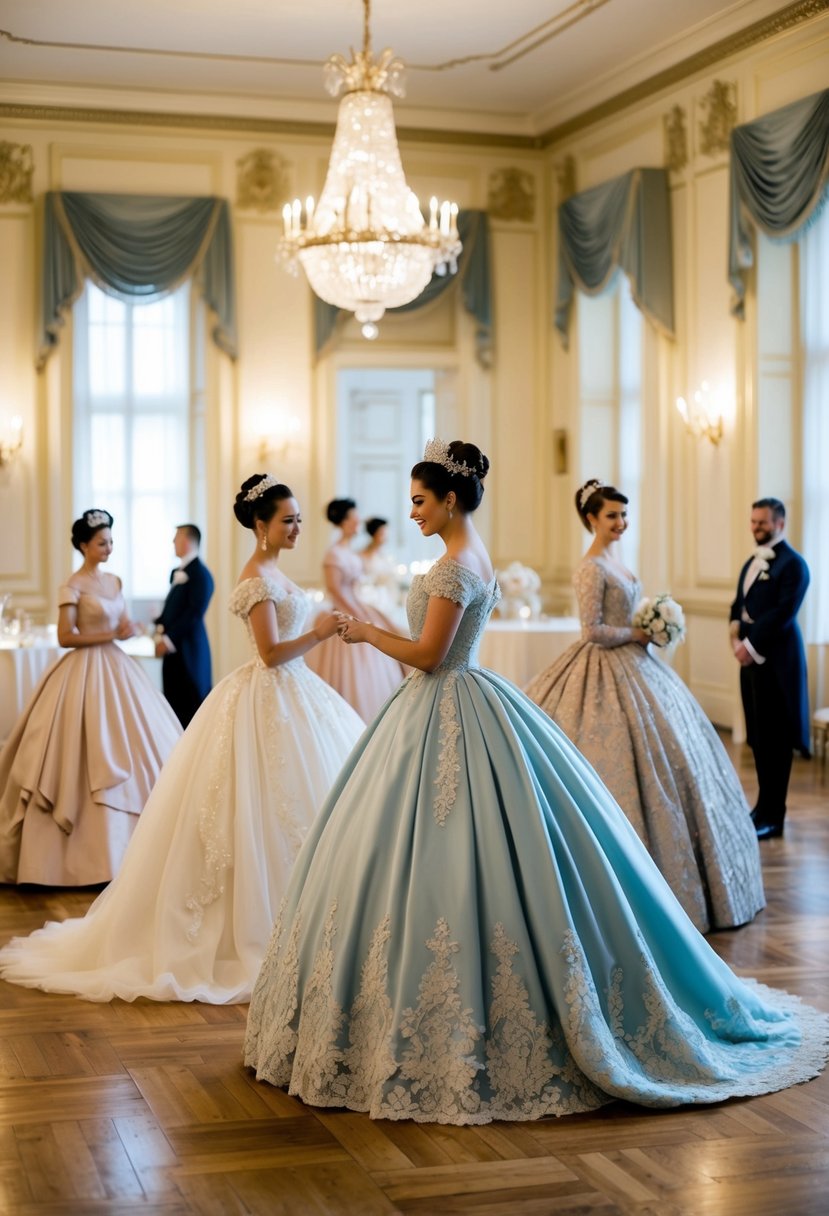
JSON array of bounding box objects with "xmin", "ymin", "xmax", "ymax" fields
[
  {"xmin": 478, "ymin": 616, "xmax": 581, "ymax": 688},
  {"xmin": 0, "ymin": 635, "xmax": 162, "ymax": 743}
]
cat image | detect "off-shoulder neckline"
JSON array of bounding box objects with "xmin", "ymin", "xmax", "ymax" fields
[
  {"xmin": 424, "ymin": 556, "xmax": 497, "ymax": 588},
  {"xmin": 233, "ymin": 574, "xmax": 301, "ymax": 597}
]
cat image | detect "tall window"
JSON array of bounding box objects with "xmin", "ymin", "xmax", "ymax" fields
[
  {"xmin": 73, "ymin": 282, "xmax": 204, "ymax": 608},
  {"xmin": 801, "ymin": 201, "xmax": 829, "ymax": 645},
  {"xmin": 577, "ymin": 276, "xmax": 643, "ymax": 572}
]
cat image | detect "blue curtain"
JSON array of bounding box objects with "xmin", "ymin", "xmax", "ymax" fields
[
  {"xmin": 38, "ymin": 191, "xmax": 238, "ymax": 369},
  {"xmin": 556, "ymin": 167, "xmax": 674, "ymax": 345},
  {"xmin": 315, "ymin": 210, "xmax": 492, "ymax": 367},
  {"xmin": 729, "ymin": 88, "xmax": 829, "ymax": 317}
]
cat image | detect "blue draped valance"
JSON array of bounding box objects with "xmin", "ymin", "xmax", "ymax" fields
[
  {"xmin": 556, "ymin": 167, "xmax": 674, "ymax": 345},
  {"xmin": 315, "ymin": 210, "xmax": 492, "ymax": 367},
  {"xmin": 729, "ymin": 88, "xmax": 829, "ymax": 317},
  {"xmin": 38, "ymin": 191, "xmax": 238, "ymax": 370}
]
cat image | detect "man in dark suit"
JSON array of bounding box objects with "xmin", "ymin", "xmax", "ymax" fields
[
  {"xmin": 730, "ymin": 497, "xmax": 810, "ymax": 840},
  {"xmin": 154, "ymin": 524, "xmax": 214, "ymax": 729}
]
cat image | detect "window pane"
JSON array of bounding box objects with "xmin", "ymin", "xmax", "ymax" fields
[
  {"xmin": 133, "ymin": 290, "xmax": 188, "ymax": 399},
  {"xmin": 90, "ymin": 414, "xmax": 125, "ymax": 492}
]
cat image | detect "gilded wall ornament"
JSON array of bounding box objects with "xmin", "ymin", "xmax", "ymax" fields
[
  {"xmin": 236, "ymin": 148, "xmax": 290, "ymax": 213},
  {"xmin": 486, "ymin": 168, "xmax": 536, "ymax": 221},
  {"xmin": 555, "ymin": 155, "xmax": 576, "ymax": 203},
  {"xmin": 0, "ymin": 141, "xmax": 34, "ymax": 204},
  {"xmin": 663, "ymin": 105, "xmax": 688, "ymax": 173},
  {"xmin": 698, "ymin": 80, "xmax": 738, "ymax": 157}
]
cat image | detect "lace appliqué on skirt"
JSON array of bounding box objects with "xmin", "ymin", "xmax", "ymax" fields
[{"xmin": 433, "ymin": 676, "xmax": 461, "ymax": 827}]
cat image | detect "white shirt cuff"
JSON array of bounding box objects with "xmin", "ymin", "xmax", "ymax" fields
[{"xmin": 743, "ymin": 637, "xmax": 765, "ymax": 665}]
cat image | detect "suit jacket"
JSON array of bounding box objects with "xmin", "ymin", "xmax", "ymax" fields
[
  {"xmin": 155, "ymin": 556, "xmax": 214, "ymax": 699},
  {"xmin": 730, "ymin": 539, "xmax": 810, "ymax": 752}
]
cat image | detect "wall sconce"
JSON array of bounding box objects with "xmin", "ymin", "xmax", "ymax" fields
[
  {"xmin": 0, "ymin": 416, "xmax": 23, "ymax": 468},
  {"xmin": 675, "ymin": 381, "xmax": 724, "ymax": 445},
  {"xmin": 257, "ymin": 414, "xmax": 302, "ymax": 465}
]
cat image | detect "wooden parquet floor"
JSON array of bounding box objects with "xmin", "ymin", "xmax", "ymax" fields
[{"xmin": 1, "ymin": 742, "xmax": 828, "ymax": 1216}]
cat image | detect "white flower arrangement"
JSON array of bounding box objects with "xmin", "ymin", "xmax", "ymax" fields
[
  {"xmin": 632, "ymin": 593, "xmax": 686, "ymax": 649},
  {"xmin": 754, "ymin": 544, "xmax": 776, "ymax": 581},
  {"xmin": 497, "ymin": 562, "xmax": 542, "ymax": 619}
]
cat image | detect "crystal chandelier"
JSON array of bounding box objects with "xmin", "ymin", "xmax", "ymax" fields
[{"xmin": 280, "ymin": 0, "xmax": 462, "ymax": 340}]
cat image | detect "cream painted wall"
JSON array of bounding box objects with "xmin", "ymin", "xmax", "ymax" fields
[{"xmin": 545, "ymin": 15, "xmax": 829, "ymax": 729}]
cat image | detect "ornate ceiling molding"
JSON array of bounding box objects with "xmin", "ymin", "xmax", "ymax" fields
[
  {"xmin": 540, "ymin": 0, "xmax": 828, "ymax": 146},
  {"xmin": 0, "ymin": 0, "xmax": 825, "ymax": 152}
]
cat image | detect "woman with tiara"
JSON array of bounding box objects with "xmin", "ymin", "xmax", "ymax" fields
[
  {"xmin": 0, "ymin": 508, "xmax": 181, "ymax": 886},
  {"xmin": 305, "ymin": 497, "xmax": 406, "ymax": 720},
  {"xmin": 525, "ymin": 480, "xmax": 764, "ymax": 934},
  {"xmin": 0, "ymin": 476, "xmax": 364, "ymax": 1003},
  {"xmin": 245, "ymin": 441, "xmax": 827, "ymax": 1126}
]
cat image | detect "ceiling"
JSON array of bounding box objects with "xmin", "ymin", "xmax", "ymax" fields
[{"xmin": 0, "ymin": 0, "xmax": 803, "ymax": 137}]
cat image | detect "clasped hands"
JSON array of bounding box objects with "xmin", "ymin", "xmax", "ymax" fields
[{"xmin": 335, "ymin": 611, "xmax": 371, "ymax": 645}]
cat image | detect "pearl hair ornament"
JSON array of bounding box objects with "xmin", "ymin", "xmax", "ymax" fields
[
  {"xmin": 245, "ymin": 474, "xmax": 280, "ymax": 502},
  {"xmin": 578, "ymin": 480, "xmax": 603, "ymax": 510},
  {"xmin": 85, "ymin": 510, "xmax": 111, "ymax": 527},
  {"xmin": 423, "ymin": 438, "xmax": 476, "ymax": 478}
]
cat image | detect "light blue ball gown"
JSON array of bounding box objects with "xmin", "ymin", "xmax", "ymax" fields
[{"xmin": 244, "ymin": 558, "xmax": 829, "ymax": 1125}]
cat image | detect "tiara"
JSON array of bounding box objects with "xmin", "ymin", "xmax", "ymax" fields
[
  {"xmin": 423, "ymin": 438, "xmax": 475, "ymax": 478},
  {"xmin": 578, "ymin": 480, "xmax": 603, "ymax": 510},
  {"xmin": 244, "ymin": 474, "xmax": 280, "ymax": 502},
  {"xmin": 85, "ymin": 510, "xmax": 110, "ymax": 527}
]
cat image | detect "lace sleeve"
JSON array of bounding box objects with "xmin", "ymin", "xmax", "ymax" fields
[
  {"xmin": 574, "ymin": 561, "xmax": 634, "ymax": 648},
  {"xmin": 424, "ymin": 561, "xmax": 475, "ymax": 608},
  {"xmin": 228, "ymin": 577, "xmax": 281, "ymax": 619},
  {"xmin": 57, "ymin": 583, "xmax": 80, "ymax": 608}
]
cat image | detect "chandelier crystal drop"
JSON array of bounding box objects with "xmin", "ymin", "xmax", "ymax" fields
[{"xmin": 279, "ymin": 0, "xmax": 461, "ymax": 339}]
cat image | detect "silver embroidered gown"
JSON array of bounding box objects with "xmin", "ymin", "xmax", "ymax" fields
[
  {"xmin": 0, "ymin": 577, "xmax": 364, "ymax": 1003},
  {"xmin": 525, "ymin": 556, "xmax": 765, "ymax": 933},
  {"xmin": 244, "ymin": 559, "xmax": 828, "ymax": 1125}
]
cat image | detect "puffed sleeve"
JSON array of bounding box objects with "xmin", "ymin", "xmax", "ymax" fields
[
  {"xmin": 228, "ymin": 577, "xmax": 281, "ymax": 620},
  {"xmin": 423, "ymin": 561, "xmax": 476, "ymax": 608},
  {"xmin": 574, "ymin": 561, "xmax": 635, "ymax": 648},
  {"xmin": 57, "ymin": 583, "xmax": 80, "ymax": 608}
]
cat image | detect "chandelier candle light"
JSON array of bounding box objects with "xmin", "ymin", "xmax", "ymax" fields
[{"xmin": 279, "ymin": 0, "xmax": 462, "ymax": 340}]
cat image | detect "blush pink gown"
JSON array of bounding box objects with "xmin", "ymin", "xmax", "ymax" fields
[
  {"xmin": 0, "ymin": 582, "xmax": 181, "ymax": 885},
  {"xmin": 305, "ymin": 545, "xmax": 406, "ymax": 721}
]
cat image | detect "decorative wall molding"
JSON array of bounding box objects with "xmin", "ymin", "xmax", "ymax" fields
[
  {"xmin": 236, "ymin": 148, "xmax": 290, "ymax": 213},
  {"xmin": 698, "ymin": 80, "xmax": 738, "ymax": 157},
  {"xmin": 663, "ymin": 105, "xmax": 688, "ymax": 173},
  {"xmin": 0, "ymin": 141, "xmax": 33, "ymax": 203},
  {"xmin": 487, "ymin": 168, "xmax": 535, "ymax": 221},
  {"xmin": 555, "ymin": 155, "xmax": 576, "ymax": 203}
]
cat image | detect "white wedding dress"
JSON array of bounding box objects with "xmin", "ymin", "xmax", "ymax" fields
[{"xmin": 0, "ymin": 577, "xmax": 365, "ymax": 1004}]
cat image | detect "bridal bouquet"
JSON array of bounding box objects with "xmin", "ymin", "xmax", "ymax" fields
[
  {"xmin": 497, "ymin": 561, "xmax": 542, "ymax": 619},
  {"xmin": 632, "ymin": 593, "xmax": 686, "ymax": 648}
]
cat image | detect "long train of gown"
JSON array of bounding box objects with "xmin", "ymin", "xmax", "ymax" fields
[
  {"xmin": 0, "ymin": 577, "xmax": 365, "ymax": 1003},
  {"xmin": 525, "ymin": 556, "xmax": 764, "ymax": 933},
  {"xmin": 305, "ymin": 544, "xmax": 406, "ymax": 720},
  {"xmin": 244, "ymin": 559, "xmax": 828, "ymax": 1125},
  {"xmin": 0, "ymin": 583, "xmax": 181, "ymax": 885}
]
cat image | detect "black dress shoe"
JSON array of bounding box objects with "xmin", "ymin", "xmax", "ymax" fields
[{"xmin": 755, "ymin": 822, "xmax": 784, "ymax": 840}]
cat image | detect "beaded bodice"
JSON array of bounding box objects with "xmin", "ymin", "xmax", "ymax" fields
[
  {"xmin": 574, "ymin": 556, "xmax": 641, "ymax": 648},
  {"xmin": 407, "ymin": 559, "xmax": 500, "ymax": 673},
  {"xmin": 229, "ymin": 577, "xmax": 309, "ymax": 668}
]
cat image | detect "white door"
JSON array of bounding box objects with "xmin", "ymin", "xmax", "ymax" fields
[{"xmin": 337, "ymin": 369, "xmax": 442, "ymax": 567}]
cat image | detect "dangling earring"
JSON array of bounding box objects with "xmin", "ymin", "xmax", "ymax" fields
[
  {"xmin": 448, "ymin": 510, "xmax": 453, "ymax": 521},
  {"xmin": 260, "ymin": 534, "xmax": 267, "ymax": 552}
]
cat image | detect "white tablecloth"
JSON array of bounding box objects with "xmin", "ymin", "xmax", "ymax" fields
[
  {"xmin": 0, "ymin": 637, "xmax": 162, "ymax": 743},
  {"xmin": 479, "ymin": 617, "xmax": 581, "ymax": 688}
]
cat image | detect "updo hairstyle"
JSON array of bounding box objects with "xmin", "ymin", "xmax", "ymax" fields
[
  {"xmin": 71, "ymin": 509, "xmax": 114, "ymax": 552},
  {"xmin": 575, "ymin": 481, "xmax": 629, "ymax": 533},
  {"xmin": 233, "ymin": 474, "xmax": 294, "ymax": 530},
  {"xmin": 365, "ymin": 517, "xmax": 387, "ymax": 538},
  {"xmin": 326, "ymin": 498, "xmax": 357, "ymax": 527},
  {"xmin": 411, "ymin": 441, "xmax": 489, "ymax": 514}
]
